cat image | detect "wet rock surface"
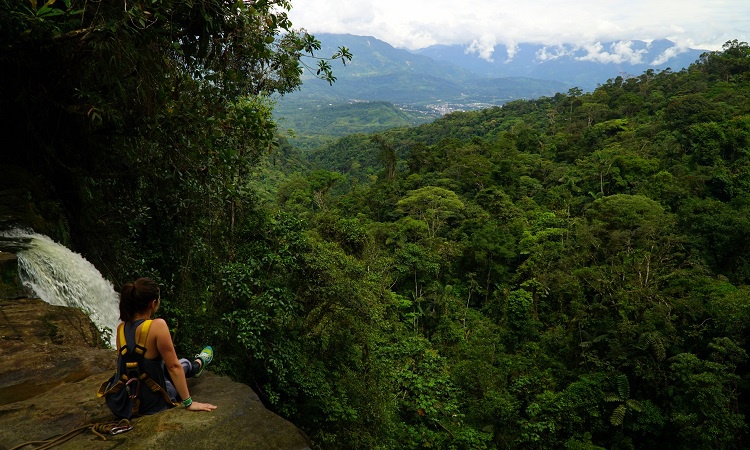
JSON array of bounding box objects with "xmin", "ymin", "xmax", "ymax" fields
[{"xmin": 0, "ymin": 253, "xmax": 25, "ymax": 299}]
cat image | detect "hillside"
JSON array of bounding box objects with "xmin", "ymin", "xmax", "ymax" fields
[
  {"xmin": 278, "ymin": 40, "xmax": 750, "ymax": 448},
  {"xmin": 274, "ymin": 100, "xmax": 436, "ymax": 150}
]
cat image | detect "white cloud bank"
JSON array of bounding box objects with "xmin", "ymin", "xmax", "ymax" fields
[
  {"xmin": 533, "ymin": 41, "xmax": 695, "ymax": 66},
  {"xmin": 466, "ymin": 35, "xmax": 499, "ymax": 62},
  {"xmin": 288, "ymin": 0, "xmax": 749, "ymax": 56},
  {"xmin": 576, "ymin": 41, "xmax": 648, "ymax": 64},
  {"xmin": 650, "ymin": 44, "xmax": 691, "ymax": 65}
]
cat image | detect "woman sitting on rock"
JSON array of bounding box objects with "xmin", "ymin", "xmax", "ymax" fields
[{"xmin": 99, "ymin": 277, "xmax": 217, "ymax": 417}]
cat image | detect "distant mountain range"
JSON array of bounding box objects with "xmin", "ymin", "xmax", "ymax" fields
[
  {"xmin": 277, "ymin": 34, "xmax": 570, "ymax": 113},
  {"xmin": 274, "ymin": 34, "xmax": 710, "ymax": 145},
  {"xmin": 414, "ymin": 39, "xmax": 708, "ymax": 91},
  {"xmin": 278, "ymin": 34, "xmax": 709, "ymax": 108}
]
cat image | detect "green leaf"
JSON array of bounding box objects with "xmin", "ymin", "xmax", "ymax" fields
[
  {"xmin": 616, "ymin": 374, "xmax": 630, "ymax": 400},
  {"xmin": 626, "ymin": 399, "xmax": 643, "ymax": 413},
  {"xmin": 610, "ymin": 404, "xmax": 627, "ymax": 426},
  {"xmin": 37, "ymin": 3, "xmax": 65, "ymax": 17}
]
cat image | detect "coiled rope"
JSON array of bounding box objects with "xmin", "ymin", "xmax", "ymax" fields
[{"xmin": 9, "ymin": 419, "xmax": 133, "ymax": 450}]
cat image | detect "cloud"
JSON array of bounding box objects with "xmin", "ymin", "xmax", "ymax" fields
[
  {"xmin": 465, "ymin": 42, "xmax": 491, "ymax": 61},
  {"xmin": 288, "ymin": 0, "xmax": 376, "ymax": 33},
  {"xmin": 536, "ymin": 45, "xmax": 575, "ymax": 62},
  {"xmin": 466, "ymin": 35, "xmax": 497, "ymax": 62},
  {"xmin": 505, "ymin": 42, "xmax": 520, "ymax": 62},
  {"xmin": 576, "ymin": 41, "xmax": 648, "ymax": 64},
  {"xmin": 288, "ymin": 0, "xmax": 750, "ymax": 52},
  {"xmin": 650, "ymin": 43, "xmax": 690, "ymax": 65}
]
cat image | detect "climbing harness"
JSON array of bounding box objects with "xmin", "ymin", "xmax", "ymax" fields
[
  {"xmin": 9, "ymin": 419, "xmax": 134, "ymax": 450},
  {"xmin": 97, "ymin": 320, "xmax": 177, "ymax": 417}
]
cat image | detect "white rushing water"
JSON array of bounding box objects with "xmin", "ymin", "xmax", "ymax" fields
[{"xmin": 2, "ymin": 229, "xmax": 119, "ymax": 347}]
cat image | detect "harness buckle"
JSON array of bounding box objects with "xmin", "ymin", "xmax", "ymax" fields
[{"xmin": 125, "ymin": 376, "xmax": 140, "ymax": 399}]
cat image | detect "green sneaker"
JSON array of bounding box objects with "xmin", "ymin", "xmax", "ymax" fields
[{"xmin": 194, "ymin": 346, "xmax": 213, "ymax": 378}]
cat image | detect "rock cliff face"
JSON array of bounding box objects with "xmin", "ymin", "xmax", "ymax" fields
[
  {"xmin": 0, "ymin": 253, "xmax": 24, "ymax": 299},
  {"xmin": 0, "ymin": 297, "xmax": 312, "ymax": 450}
]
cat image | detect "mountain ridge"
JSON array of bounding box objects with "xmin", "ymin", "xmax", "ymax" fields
[
  {"xmin": 283, "ymin": 34, "xmax": 709, "ymax": 107},
  {"xmin": 274, "ymin": 34, "xmax": 572, "ymax": 143},
  {"xmin": 413, "ymin": 38, "xmax": 708, "ymax": 90},
  {"xmin": 274, "ymin": 34, "xmax": 710, "ymax": 148}
]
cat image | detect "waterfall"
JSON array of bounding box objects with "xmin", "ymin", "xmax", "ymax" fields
[{"xmin": 2, "ymin": 229, "xmax": 119, "ymax": 347}]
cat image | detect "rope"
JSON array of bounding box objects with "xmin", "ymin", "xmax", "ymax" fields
[{"xmin": 9, "ymin": 419, "xmax": 133, "ymax": 450}]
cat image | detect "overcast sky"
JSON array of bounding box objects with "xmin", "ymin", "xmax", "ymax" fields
[{"xmin": 287, "ymin": 0, "xmax": 750, "ymax": 61}]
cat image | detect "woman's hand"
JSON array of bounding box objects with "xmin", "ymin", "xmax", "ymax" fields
[{"xmin": 187, "ymin": 401, "xmax": 218, "ymax": 412}]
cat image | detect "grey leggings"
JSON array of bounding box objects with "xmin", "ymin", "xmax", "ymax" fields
[{"xmin": 165, "ymin": 358, "xmax": 198, "ymax": 401}]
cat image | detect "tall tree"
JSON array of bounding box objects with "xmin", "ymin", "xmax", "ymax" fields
[
  {"xmin": 397, "ymin": 186, "xmax": 465, "ymax": 240},
  {"xmin": 0, "ymin": 0, "xmax": 350, "ymax": 278}
]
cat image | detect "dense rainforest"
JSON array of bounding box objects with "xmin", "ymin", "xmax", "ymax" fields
[{"xmin": 2, "ymin": 2, "xmax": 750, "ymax": 449}]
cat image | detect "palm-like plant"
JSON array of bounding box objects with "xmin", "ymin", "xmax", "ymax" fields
[{"xmin": 605, "ymin": 374, "xmax": 643, "ymax": 426}]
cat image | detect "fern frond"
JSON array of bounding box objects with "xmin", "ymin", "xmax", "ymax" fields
[
  {"xmin": 653, "ymin": 339, "xmax": 666, "ymax": 361},
  {"xmin": 626, "ymin": 399, "xmax": 643, "ymax": 413},
  {"xmin": 640, "ymin": 331, "xmax": 666, "ymax": 361},
  {"xmin": 616, "ymin": 374, "xmax": 630, "ymax": 400},
  {"xmin": 604, "ymin": 394, "xmax": 621, "ymax": 403},
  {"xmin": 610, "ymin": 404, "xmax": 627, "ymax": 426}
]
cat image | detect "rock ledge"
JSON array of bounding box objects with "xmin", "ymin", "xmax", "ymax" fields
[{"xmin": 0, "ymin": 298, "xmax": 311, "ymax": 450}]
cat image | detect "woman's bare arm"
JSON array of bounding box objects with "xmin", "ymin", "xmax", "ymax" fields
[{"xmin": 153, "ymin": 318, "xmax": 217, "ymax": 411}]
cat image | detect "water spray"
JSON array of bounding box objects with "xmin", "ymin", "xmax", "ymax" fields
[{"xmin": 1, "ymin": 229, "xmax": 119, "ymax": 347}]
